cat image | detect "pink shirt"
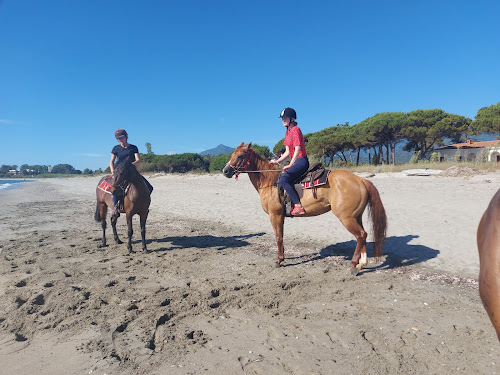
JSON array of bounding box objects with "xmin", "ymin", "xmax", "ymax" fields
[{"xmin": 284, "ymin": 126, "xmax": 307, "ymax": 158}]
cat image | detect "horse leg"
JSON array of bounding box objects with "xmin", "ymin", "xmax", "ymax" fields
[
  {"xmin": 127, "ymin": 213, "xmax": 134, "ymax": 253},
  {"xmin": 98, "ymin": 203, "xmax": 108, "ymax": 248},
  {"xmin": 140, "ymin": 211, "xmax": 148, "ymax": 252},
  {"xmin": 339, "ymin": 216, "xmax": 367, "ymax": 275},
  {"xmin": 111, "ymin": 214, "xmax": 122, "ymax": 244},
  {"xmin": 269, "ymin": 213, "xmax": 285, "ymax": 266}
]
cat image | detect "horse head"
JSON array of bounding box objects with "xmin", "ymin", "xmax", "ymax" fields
[
  {"xmin": 223, "ymin": 142, "xmax": 254, "ymax": 178},
  {"xmin": 113, "ymin": 155, "xmax": 136, "ymax": 186}
]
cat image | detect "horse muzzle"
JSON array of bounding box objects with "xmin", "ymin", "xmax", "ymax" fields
[{"xmin": 222, "ymin": 164, "xmax": 235, "ymax": 178}]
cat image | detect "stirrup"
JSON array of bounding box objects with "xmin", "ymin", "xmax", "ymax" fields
[{"xmin": 114, "ymin": 209, "xmax": 120, "ymax": 217}]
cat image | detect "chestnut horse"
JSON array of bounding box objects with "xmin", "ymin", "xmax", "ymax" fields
[
  {"xmin": 223, "ymin": 143, "xmax": 387, "ymax": 273},
  {"xmin": 477, "ymin": 188, "xmax": 500, "ymax": 340},
  {"xmin": 94, "ymin": 157, "xmax": 151, "ymax": 253}
]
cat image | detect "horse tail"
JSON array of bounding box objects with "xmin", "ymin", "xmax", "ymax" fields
[
  {"xmin": 362, "ymin": 178, "xmax": 387, "ymax": 259},
  {"xmin": 94, "ymin": 202, "xmax": 101, "ymax": 222}
]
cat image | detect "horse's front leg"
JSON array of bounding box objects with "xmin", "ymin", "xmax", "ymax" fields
[
  {"xmin": 111, "ymin": 214, "xmax": 122, "ymax": 244},
  {"xmin": 269, "ymin": 213, "xmax": 285, "ymax": 266},
  {"xmin": 140, "ymin": 212, "xmax": 148, "ymax": 252},
  {"xmin": 127, "ymin": 213, "xmax": 134, "ymax": 253}
]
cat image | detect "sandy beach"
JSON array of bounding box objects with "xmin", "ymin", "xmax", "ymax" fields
[{"xmin": 1, "ymin": 170, "xmax": 500, "ymax": 374}]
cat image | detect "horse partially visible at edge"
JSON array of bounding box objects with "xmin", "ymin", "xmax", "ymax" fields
[
  {"xmin": 222, "ymin": 142, "xmax": 387, "ymax": 274},
  {"xmin": 477, "ymin": 188, "xmax": 500, "ymax": 340},
  {"xmin": 94, "ymin": 156, "xmax": 151, "ymax": 253}
]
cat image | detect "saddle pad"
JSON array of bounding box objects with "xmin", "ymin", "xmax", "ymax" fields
[
  {"xmin": 301, "ymin": 170, "xmax": 330, "ymax": 189},
  {"xmin": 98, "ymin": 176, "xmax": 114, "ymax": 194}
]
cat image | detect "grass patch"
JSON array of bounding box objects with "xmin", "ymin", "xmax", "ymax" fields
[{"xmin": 336, "ymin": 161, "xmax": 500, "ymax": 174}]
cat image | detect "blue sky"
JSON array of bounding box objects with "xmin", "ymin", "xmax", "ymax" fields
[{"xmin": 1, "ymin": 0, "xmax": 499, "ymax": 171}]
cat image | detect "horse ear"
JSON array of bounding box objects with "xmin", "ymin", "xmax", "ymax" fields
[
  {"xmin": 239, "ymin": 141, "xmax": 245, "ymax": 147},
  {"xmin": 247, "ymin": 142, "xmax": 252, "ymax": 149}
]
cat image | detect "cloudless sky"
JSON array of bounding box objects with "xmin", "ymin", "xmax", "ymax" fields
[{"xmin": 1, "ymin": 0, "xmax": 499, "ymax": 171}]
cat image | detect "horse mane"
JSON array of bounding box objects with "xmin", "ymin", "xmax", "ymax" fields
[{"xmin": 248, "ymin": 146, "xmax": 280, "ymax": 188}]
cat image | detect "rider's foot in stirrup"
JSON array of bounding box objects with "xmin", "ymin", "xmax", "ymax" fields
[
  {"xmin": 114, "ymin": 208, "xmax": 120, "ymax": 217},
  {"xmin": 291, "ymin": 205, "xmax": 306, "ymax": 215}
]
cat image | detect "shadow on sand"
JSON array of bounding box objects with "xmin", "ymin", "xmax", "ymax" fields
[
  {"xmin": 282, "ymin": 234, "xmax": 439, "ymax": 273},
  {"xmin": 151, "ymin": 232, "xmax": 266, "ymax": 253}
]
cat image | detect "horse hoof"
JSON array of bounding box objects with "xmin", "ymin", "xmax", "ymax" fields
[
  {"xmin": 116, "ymin": 240, "xmax": 123, "ymax": 244},
  {"xmin": 350, "ymin": 268, "xmax": 359, "ymax": 276},
  {"xmin": 98, "ymin": 244, "xmax": 107, "ymax": 249}
]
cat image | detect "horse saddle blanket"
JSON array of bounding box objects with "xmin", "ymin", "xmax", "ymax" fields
[
  {"xmin": 279, "ymin": 163, "xmax": 331, "ymax": 217},
  {"xmin": 97, "ymin": 176, "xmax": 115, "ymax": 194}
]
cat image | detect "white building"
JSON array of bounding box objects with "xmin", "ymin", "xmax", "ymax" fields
[{"xmin": 434, "ymin": 140, "xmax": 500, "ymax": 162}]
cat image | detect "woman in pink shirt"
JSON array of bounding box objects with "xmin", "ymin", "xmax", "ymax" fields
[{"xmin": 270, "ymin": 107, "xmax": 309, "ymax": 215}]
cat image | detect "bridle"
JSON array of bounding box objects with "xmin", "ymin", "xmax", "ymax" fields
[
  {"xmin": 113, "ymin": 160, "xmax": 134, "ymax": 189},
  {"xmin": 229, "ymin": 149, "xmax": 254, "ymax": 180},
  {"xmin": 228, "ymin": 149, "xmax": 281, "ymax": 181}
]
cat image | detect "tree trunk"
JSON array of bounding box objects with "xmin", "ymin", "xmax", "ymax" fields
[
  {"xmin": 372, "ymin": 146, "xmax": 378, "ymax": 165},
  {"xmin": 356, "ymin": 147, "xmax": 361, "ymax": 166}
]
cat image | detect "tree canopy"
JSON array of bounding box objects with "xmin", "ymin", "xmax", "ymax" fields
[
  {"xmin": 472, "ymin": 102, "xmax": 500, "ymax": 134},
  {"xmin": 273, "ymin": 108, "xmax": 476, "ymax": 164}
]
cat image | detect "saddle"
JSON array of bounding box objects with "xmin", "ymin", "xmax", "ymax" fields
[{"xmin": 277, "ymin": 163, "xmax": 331, "ymax": 217}]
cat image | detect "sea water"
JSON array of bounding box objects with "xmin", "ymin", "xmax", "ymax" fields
[{"xmin": 0, "ymin": 179, "xmax": 31, "ymax": 192}]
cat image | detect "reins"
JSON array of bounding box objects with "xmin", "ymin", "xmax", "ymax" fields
[{"xmin": 237, "ymin": 170, "xmax": 282, "ymax": 173}]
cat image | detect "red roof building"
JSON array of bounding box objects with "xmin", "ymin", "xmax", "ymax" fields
[{"xmin": 434, "ymin": 140, "xmax": 500, "ymax": 162}]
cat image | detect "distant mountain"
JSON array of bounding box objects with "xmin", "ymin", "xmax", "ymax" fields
[{"xmin": 200, "ymin": 144, "xmax": 234, "ymax": 156}]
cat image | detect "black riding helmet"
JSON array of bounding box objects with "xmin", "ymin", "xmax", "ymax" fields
[
  {"xmin": 279, "ymin": 107, "xmax": 297, "ymax": 119},
  {"xmin": 115, "ymin": 128, "xmax": 128, "ymax": 138}
]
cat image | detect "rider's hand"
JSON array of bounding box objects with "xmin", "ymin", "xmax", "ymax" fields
[
  {"xmin": 270, "ymin": 160, "xmax": 279, "ymax": 165},
  {"xmin": 283, "ymin": 164, "xmax": 292, "ymax": 171}
]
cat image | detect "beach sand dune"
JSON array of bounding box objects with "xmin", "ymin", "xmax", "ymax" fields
[{"xmin": 1, "ymin": 172, "xmax": 499, "ymax": 374}]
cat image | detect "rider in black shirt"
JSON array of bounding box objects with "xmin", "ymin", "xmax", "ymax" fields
[{"xmin": 110, "ymin": 129, "xmax": 152, "ymax": 216}]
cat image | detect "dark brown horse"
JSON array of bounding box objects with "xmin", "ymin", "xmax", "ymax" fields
[
  {"xmin": 223, "ymin": 143, "xmax": 387, "ymax": 274},
  {"xmin": 477, "ymin": 188, "xmax": 500, "ymax": 340},
  {"xmin": 94, "ymin": 157, "xmax": 151, "ymax": 252}
]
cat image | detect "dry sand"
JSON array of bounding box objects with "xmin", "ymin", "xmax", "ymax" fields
[{"xmin": 1, "ymin": 170, "xmax": 500, "ymax": 374}]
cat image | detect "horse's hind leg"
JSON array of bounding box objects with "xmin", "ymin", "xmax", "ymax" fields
[
  {"xmin": 339, "ymin": 216, "xmax": 367, "ymax": 275},
  {"xmin": 111, "ymin": 214, "xmax": 123, "ymax": 244},
  {"xmin": 140, "ymin": 212, "xmax": 148, "ymax": 252}
]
